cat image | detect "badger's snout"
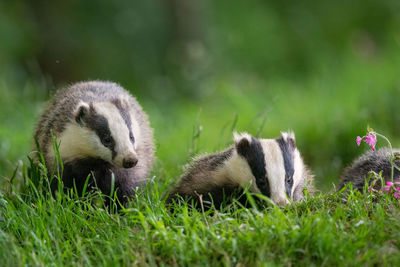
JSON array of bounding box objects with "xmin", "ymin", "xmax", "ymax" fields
[
  {"xmin": 272, "ymin": 196, "xmax": 290, "ymax": 207},
  {"xmin": 122, "ymin": 155, "xmax": 138, "ymax": 168}
]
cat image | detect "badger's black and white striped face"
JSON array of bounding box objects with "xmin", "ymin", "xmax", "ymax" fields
[
  {"xmin": 53, "ymin": 99, "xmax": 140, "ymax": 168},
  {"xmin": 233, "ymin": 132, "xmax": 305, "ymax": 206}
]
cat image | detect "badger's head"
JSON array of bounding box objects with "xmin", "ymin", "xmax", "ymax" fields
[
  {"xmin": 233, "ymin": 132, "xmax": 307, "ymax": 206},
  {"xmin": 57, "ymin": 99, "xmax": 140, "ymax": 168}
]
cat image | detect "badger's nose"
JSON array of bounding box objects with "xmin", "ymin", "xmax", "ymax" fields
[
  {"xmin": 274, "ymin": 198, "xmax": 290, "ymax": 207},
  {"xmin": 122, "ymin": 157, "xmax": 138, "ymax": 168}
]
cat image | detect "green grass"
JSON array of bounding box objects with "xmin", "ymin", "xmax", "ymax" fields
[
  {"xmin": 1, "ymin": 43, "xmax": 400, "ymax": 266},
  {"xmin": 1, "ymin": 171, "xmax": 400, "ymax": 266}
]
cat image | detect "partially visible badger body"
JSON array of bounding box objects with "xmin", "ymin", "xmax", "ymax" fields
[
  {"xmin": 167, "ymin": 132, "xmax": 314, "ymax": 208},
  {"xmin": 34, "ymin": 81, "xmax": 154, "ymax": 203},
  {"xmin": 339, "ymin": 148, "xmax": 400, "ymax": 192}
]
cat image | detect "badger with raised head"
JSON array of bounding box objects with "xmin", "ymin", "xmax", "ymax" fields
[
  {"xmin": 167, "ymin": 132, "xmax": 314, "ymax": 208},
  {"xmin": 339, "ymin": 148, "xmax": 400, "ymax": 191},
  {"xmin": 34, "ymin": 81, "xmax": 154, "ymax": 203}
]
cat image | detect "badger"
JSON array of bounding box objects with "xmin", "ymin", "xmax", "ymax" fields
[
  {"xmin": 339, "ymin": 148, "xmax": 400, "ymax": 192},
  {"xmin": 167, "ymin": 132, "xmax": 314, "ymax": 209},
  {"xmin": 33, "ymin": 81, "xmax": 154, "ymax": 203}
]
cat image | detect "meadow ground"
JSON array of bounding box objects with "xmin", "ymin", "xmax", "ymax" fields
[
  {"xmin": 1, "ymin": 51, "xmax": 400, "ymax": 265},
  {"xmin": 1, "ymin": 170, "xmax": 400, "ymax": 266}
]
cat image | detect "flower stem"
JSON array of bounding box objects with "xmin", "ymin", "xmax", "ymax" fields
[{"xmin": 375, "ymin": 132, "xmax": 394, "ymax": 182}]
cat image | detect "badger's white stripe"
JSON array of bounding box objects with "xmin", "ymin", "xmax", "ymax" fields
[
  {"xmin": 260, "ymin": 139, "xmax": 289, "ymax": 206},
  {"xmin": 95, "ymin": 102, "xmax": 137, "ymax": 167},
  {"xmin": 292, "ymin": 149, "xmax": 305, "ymax": 195},
  {"xmin": 128, "ymin": 109, "xmax": 141, "ymax": 150},
  {"xmin": 47, "ymin": 123, "xmax": 111, "ymax": 166},
  {"xmin": 112, "ymin": 97, "xmax": 141, "ymax": 150},
  {"xmin": 213, "ymin": 150, "xmax": 261, "ymax": 193}
]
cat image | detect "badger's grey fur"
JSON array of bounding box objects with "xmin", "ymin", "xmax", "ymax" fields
[
  {"xmin": 34, "ymin": 81, "xmax": 154, "ymax": 203},
  {"xmin": 167, "ymin": 132, "xmax": 314, "ymax": 209},
  {"xmin": 339, "ymin": 148, "xmax": 400, "ymax": 191}
]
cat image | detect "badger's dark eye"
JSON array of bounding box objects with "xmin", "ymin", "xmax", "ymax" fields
[
  {"xmin": 285, "ymin": 175, "xmax": 294, "ymax": 198},
  {"xmin": 102, "ymin": 135, "xmax": 112, "ymax": 146},
  {"xmin": 129, "ymin": 133, "xmax": 135, "ymax": 142}
]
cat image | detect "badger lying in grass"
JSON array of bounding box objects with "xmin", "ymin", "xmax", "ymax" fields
[
  {"xmin": 34, "ymin": 81, "xmax": 154, "ymax": 203},
  {"xmin": 167, "ymin": 132, "xmax": 314, "ymax": 209},
  {"xmin": 339, "ymin": 148, "xmax": 400, "ymax": 192}
]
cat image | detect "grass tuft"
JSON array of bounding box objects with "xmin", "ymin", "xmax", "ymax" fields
[{"xmin": 1, "ymin": 158, "xmax": 400, "ymax": 266}]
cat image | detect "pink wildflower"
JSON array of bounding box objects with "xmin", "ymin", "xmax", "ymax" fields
[
  {"xmin": 364, "ymin": 134, "xmax": 376, "ymax": 147},
  {"xmin": 356, "ymin": 136, "xmax": 362, "ymax": 146},
  {"xmin": 393, "ymin": 186, "xmax": 400, "ymax": 198},
  {"xmin": 368, "ymin": 186, "xmax": 377, "ymax": 192},
  {"xmin": 364, "ymin": 135, "xmax": 376, "ymax": 146},
  {"xmin": 385, "ymin": 181, "xmax": 394, "ymax": 193},
  {"xmin": 356, "ymin": 134, "xmax": 376, "ymax": 151}
]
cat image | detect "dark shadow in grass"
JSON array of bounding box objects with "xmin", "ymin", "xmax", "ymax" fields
[
  {"xmin": 7, "ymin": 150, "xmax": 154, "ymax": 215},
  {"xmin": 165, "ymin": 184, "xmax": 277, "ymax": 216}
]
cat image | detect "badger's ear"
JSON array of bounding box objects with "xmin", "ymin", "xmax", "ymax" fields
[
  {"xmin": 74, "ymin": 101, "xmax": 91, "ymax": 125},
  {"xmin": 234, "ymin": 132, "xmax": 253, "ymax": 155},
  {"xmin": 280, "ymin": 131, "xmax": 296, "ymax": 148}
]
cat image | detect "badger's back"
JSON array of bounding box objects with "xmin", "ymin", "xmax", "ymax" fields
[
  {"xmin": 167, "ymin": 148, "xmax": 238, "ymax": 207},
  {"xmin": 339, "ymin": 148, "xmax": 400, "ymax": 191}
]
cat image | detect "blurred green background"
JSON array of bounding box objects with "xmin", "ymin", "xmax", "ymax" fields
[{"xmin": 1, "ymin": 0, "xmax": 400, "ymax": 191}]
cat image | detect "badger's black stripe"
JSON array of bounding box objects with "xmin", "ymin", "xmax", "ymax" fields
[
  {"xmin": 276, "ymin": 137, "xmax": 295, "ymax": 197},
  {"xmin": 236, "ymin": 137, "xmax": 270, "ymax": 197},
  {"xmin": 112, "ymin": 99, "xmax": 135, "ymax": 144},
  {"xmin": 86, "ymin": 113, "xmax": 116, "ymax": 159}
]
